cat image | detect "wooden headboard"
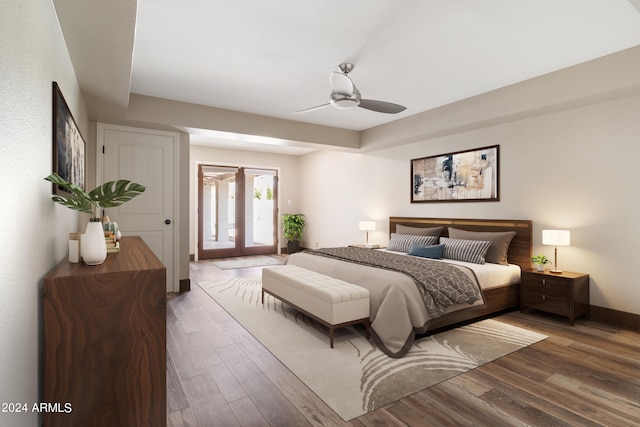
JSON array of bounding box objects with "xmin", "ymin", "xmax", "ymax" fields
[{"xmin": 389, "ymin": 217, "xmax": 532, "ymax": 270}]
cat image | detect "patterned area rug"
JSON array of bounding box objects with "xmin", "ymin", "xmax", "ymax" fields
[
  {"xmin": 200, "ymin": 276, "xmax": 547, "ymax": 421},
  {"xmin": 210, "ymin": 255, "xmax": 285, "ymax": 269}
]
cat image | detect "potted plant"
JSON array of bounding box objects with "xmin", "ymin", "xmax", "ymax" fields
[
  {"xmin": 531, "ymin": 254, "xmax": 551, "ymax": 272},
  {"xmin": 282, "ymin": 213, "xmax": 305, "ymax": 254},
  {"xmin": 45, "ymin": 173, "xmax": 146, "ymax": 265}
]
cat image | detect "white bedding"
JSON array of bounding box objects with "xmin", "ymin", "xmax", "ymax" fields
[{"xmin": 382, "ymin": 249, "xmax": 521, "ymax": 290}]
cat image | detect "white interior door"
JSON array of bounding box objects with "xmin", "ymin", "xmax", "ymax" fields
[{"xmin": 97, "ymin": 123, "xmax": 179, "ymax": 291}]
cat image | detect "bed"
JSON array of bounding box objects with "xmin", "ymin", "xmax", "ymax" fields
[{"xmin": 285, "ymin": 217, "xmax": 532, "ymax": 358}]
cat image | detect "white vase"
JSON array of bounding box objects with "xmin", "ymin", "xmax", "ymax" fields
[
  {"xmin": 82, "ymin": 220, "xmax": 107, "ymax": 265},
  {"xmin": 536, "ymin": 264, "xmax": 545, "ymax": 272}
]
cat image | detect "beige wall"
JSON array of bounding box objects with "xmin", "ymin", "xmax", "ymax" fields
[
  {"xmin": 299, "ymin": 93, "xmax": 640, "ymax": 315},
  {"xmin": 189, "ymin": 145, "xmax": 300, "ymax": 256},
  {"xmin": 0, "ymin": 1, "xmax": 88, "ymax": 425}
]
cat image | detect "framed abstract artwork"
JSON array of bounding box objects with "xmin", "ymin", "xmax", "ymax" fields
[
  {"xmin": 411, "ymin": 145, "xmax": 499, "ymax": 203},
  {"xmin": 52, "ymin": 81, "xmax": 85, "ymax": 193}
]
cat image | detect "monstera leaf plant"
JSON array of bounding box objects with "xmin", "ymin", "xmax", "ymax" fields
[{"xmin": 45, "ymin": 173, "xmax": 146, "ymax": 220}]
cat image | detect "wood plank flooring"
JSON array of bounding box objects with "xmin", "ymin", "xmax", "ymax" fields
[{"xmin": 167, "ymin": 259, "xmax": 640, "ymax": 426}]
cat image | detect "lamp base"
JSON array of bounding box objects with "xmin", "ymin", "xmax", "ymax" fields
[{"xmin": 549, "ymin": 269, "xmax": 563, "ymax": 274}]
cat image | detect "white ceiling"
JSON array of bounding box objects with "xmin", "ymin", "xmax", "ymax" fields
[{"xmin": 55, "ymin": 0, "xmax": 640, "ymax": 152}]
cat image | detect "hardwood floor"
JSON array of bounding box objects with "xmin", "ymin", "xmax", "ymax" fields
[{"xmin": 167, "ymin": 259, "xmax": 640, "ymax": 426}]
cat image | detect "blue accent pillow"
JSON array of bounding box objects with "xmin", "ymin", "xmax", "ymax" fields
[{"xmin": 408, "ymin": 242, "xmax": 445, "ymax": 259}]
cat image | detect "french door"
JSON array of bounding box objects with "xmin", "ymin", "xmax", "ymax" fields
[{"xmin": 198, "ymin": 165, "xmax": 278, "ymax": 259}]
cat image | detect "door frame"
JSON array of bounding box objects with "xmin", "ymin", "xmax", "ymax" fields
[
  {"xmin": 96, "ymin": 123, "xmax": 181, "ymax": 292},
  {"xmin": 196, "ymin": 162, "xmax": 280, "ymax": 259}
]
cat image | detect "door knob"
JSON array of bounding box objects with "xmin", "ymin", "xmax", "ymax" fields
[{"xmin": 165, "ymin": 219, "xmax": 171, "ymax": 225}]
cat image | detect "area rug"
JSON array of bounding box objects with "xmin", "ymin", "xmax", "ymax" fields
[
  {"xmin": 199, "ymin": 276, "xmax": 547, "ymax": 421},
  {"xmin": 210, "ymin": 255, "xmax": 285, "ymax": 269}
]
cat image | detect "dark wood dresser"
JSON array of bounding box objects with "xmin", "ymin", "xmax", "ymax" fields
[{"xmin": 43, "ymin": 236, "xmax": 166, "ymax": 426}]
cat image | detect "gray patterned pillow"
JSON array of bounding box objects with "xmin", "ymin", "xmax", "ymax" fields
[
  {"xmin": 387, "ymin": 233, "xmax": 438, "ymax": 253},
  {"xmin": 440, "ymin": 237, "xmax": 492, "ymax": 264}
]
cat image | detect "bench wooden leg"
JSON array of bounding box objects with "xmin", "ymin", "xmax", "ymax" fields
[{"xmin": 328, "ymin": 320, "xmax": 370, "ymax": 348}]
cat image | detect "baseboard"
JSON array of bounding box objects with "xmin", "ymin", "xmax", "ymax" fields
[{"xmin": 590, "ymin": 305, "xmax": 639, "ymax": 332}]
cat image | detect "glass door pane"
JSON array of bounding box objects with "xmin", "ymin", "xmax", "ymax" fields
[
  {"xmin": 201, "ymin": 166, "xmax": 238, "ymax": 251},
  {"xmin": 244, "ymin": 169, "xmax": 276, "ymax": 248}
]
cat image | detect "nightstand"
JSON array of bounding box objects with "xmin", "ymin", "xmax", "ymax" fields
[{"xmin": 520, "ymin": 269, "xmax": 590, "ymax": 325}]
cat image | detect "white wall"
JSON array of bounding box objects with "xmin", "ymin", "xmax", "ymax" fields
[
  {"xmin": 299, "ymin": 93, "xmax": 640, "ymax": 315},
  {"xmin": 0, "ymin": 1, "xmax": 88, "ymax": 425},
  {"xmin": 299, "ymin": 151, "xmax": 405, "ymax": 249},
  {"xmin": 189, "ymin": 145, "xmax": 300, "ymax": 256}
]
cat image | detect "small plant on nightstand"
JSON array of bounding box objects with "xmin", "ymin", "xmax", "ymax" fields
[{"xmin": 531, "ymin": 254, "xmax": 551, "ymax": 272}]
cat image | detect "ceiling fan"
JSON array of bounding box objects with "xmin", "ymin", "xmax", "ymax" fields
[{"xmin": 293, "ymin": 63, "xmax": 407, "ymax": 115}]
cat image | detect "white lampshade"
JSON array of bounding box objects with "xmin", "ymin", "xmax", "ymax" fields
[
  {"xmin": 542, "ymin": 230, "xmax": 570, "ymax": 246},
  {"xmin": 542, "ymin": 229, "xmax": 570, "ymax": 273},
  {"xmin": 359, "ymin": 221, "xmax": 376, "ymax": 231}
]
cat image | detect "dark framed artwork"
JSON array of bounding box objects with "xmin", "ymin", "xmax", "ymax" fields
[
  {"xmin": 52, "ymin": 81, "xmax": 85, "ymax": 193},
  {"xmin": 411, "ymin": 145, "xmax": 499, "ymax": 203}
]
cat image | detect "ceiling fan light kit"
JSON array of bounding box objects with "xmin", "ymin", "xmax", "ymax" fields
[
  {"xmin": 294, "ymin": 63, "xmax": 406, "ymax": 115},
  {"xmin": 330, "ymin": 88, "xmax": 361, "ymax": 109}
]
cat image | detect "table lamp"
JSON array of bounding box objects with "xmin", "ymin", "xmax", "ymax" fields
[
  {"xmin": 359, "ymin": 221, "xmax": 377, "ymax": 248},
  {"xmin": 542, "ymin": 229, "xmax": 570, "ymax": 273}
]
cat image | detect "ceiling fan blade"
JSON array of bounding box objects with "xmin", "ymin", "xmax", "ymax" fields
[
  {"xmin": 292, "ymin": 103, "xmax": 331, "ymax": 114},
  {"xmin": 358, "ymin": 99, "xmax": 407, "ymax": 114},
  {"xmin": 330, "ymin": 71, "xmax": 353, "ymax": 95}
]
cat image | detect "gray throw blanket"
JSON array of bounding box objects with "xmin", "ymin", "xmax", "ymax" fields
[{"xmin": 306, "ymin": 247, "xmax": 481, "ymax": 317}]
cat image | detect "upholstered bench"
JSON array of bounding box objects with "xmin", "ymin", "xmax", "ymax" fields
[{"xmin": 261, "ymin": 264, "xmax": 370, "ymax": 348}]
